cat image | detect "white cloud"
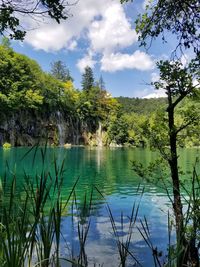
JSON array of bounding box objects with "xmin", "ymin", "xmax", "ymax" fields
[
  {"xmin": 142, "ymin": 89, "xmax": 167, "ymax": 99},
  {"xmin": 24, "ymin": 1, "xmax": 138, "ymax": 53},
  {"xmin": 24, "ymin": 0, "xmax": 114, "ymax": 52},
  {"xmin": 26, "ymin": 23, "xmax": 69, "ymax": 51},
  {"xmin": 68, "ymin": 40, "xmax": 78, "ymax": 51},
  {"xmin": 141, "ymin": 71, "xmax": 166, "ymax": 98},
  {"xmin": 101, "ymin": 50, "xmax": 154, "ymax": 72},
  {"xmin": 180, "ymin": 53, "xmax": 193, "ymax": 67},
  {"xmin": 88, "ymin": 2, "xmax": 137, "ymax": 53},
  {"xmin": 76, "ymin": 54, "xmax": 96, "ymax": 73},
  {"xmin": 151, "ymin": 72, "xmax": 160, "ymax": 83},
  {"xmin": 22, "ymin": 0, "xmax": 156, "ymax": 75}
]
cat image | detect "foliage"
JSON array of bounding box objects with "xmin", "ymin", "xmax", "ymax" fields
[
  {"xmin": 153, "ymin": 60, "xmax": 200, "ymax": 143},
  {"xmin": 107, "ymin": 114, "xmax": 129, "ymax": 144},
  {"xmin": 40, "ymin": 73, "xmax": 64, "ymax": 109},
  {"xmin": 113, "ymin": 94, "xmax": 200, "ymax": 148},
  {"xmin": 2, "ymin": 142, "xmax": 11, "ymax": 149},
  {"xmin": 135, "ymin": 0, "xmax": 200, "ymax": 54},
  {"xmin": 0, "ymin": 0, "xmax": 69, "ymax": 40},
  {"xmin": 122, "ymin": 112, "xmax": 148, "ymax": 146},
  {"xmin": 50, "ymin": 60, "xmax": 73, "ymax": 82},
  {"xmin": 121, "ymin": 0, "xmax": 200, "ymax": 264},
  {"xmin": 0, "ymin": 43, "xmax": 46, "ymax": 110},
  {"xmin": 81, "ymin": 66, "xmax": 94, "ymax": 92},
  {"xmin": 0, "ymin": 43, "xmax": 122, "ymax": 145},
  {"xmin": 76, "ymin": 86, "xmax": 119, "ymax": 129},
  {"xmin": 116, "ymin": 96, "xmax": 167, "ymax": 115},
  {"xmin": 0, "ymin": 42, "xmax": 199, "ymax": 148}
]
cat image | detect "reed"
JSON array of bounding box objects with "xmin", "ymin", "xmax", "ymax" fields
[
  {"xmin": 0, "ymin": 145, "xmax": 199, "ymax": 267},
  {"xmin": 95, "ymin": 185, "xmax": 143, "ymax": 267}
]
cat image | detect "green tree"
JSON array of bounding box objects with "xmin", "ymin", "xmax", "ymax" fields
[
  {"xmin": 134, "ymin": 0, "xmax": 200, "ymax": 54},
  {"xmin": 50, "ymin": 60, "xmax": 73, "ymax": 82},
  {"xmin": 1, "ymin": 36, "xmax": 11, "ymax": 48},
  {"xmin": 81, "ymin": 66, "xmax": 94, "ymax": 92},
  {"xmin": 0, "ymin": 44, "xmax": 44, "ymax": 110},
  {"xmin": 96, "ymin": 75, "xmax": 105, "ymax": 90},
  {"xmin": 123, "ymin": 112, "xmax": 148, "ymax": 146},
  {"xmin": 121, "ymin": 0, "xmax": 200, "ymax": 265},
  {"xmin": 76, "ymin": 85, "xmax": 119, "ymax": 136},
  {"xmin": 107, "ymin": 114, "xmax": 129, "ymax": 145},
  {"xmin": 0, "ymin": 0, "xmax": 69, "ymax": 40},
  {"xmin": 40, "ymin": 73, "xmax": 66, "ymax": 110},
  {"xmin": 116, "ymin": 97, "xmax": 167, "ymax": 114},
  {"xmin": 152, "ymin": 60, "xmax": 199, "ymax": 266}
]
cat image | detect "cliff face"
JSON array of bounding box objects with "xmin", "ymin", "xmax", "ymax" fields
[{"xmin": 0, "ymin": 110, "xmax": 103, "ymax": 146}]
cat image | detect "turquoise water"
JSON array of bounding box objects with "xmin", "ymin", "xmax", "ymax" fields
[{"xmin": 0, "ymin": 147, "xmax": 199, "ymax": 266}]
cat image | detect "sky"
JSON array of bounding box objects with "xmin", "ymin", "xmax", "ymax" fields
[{"xmin": 10, "ymin": 0, "xmax": 175, "ymax": 98}]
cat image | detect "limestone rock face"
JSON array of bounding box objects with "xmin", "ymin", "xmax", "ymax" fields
[{"xmin": 0, "ymin": 110, "xmax": 101, "ymax": 147}]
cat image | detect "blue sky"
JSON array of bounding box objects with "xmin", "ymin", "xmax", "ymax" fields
[{"xmin": 10, "ymin": 0, "xmax": 174, "ymax": 98}]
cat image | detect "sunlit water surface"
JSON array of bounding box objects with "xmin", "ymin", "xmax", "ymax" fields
[{"xmin": 0, "ymin": 147, "xmax": 199, "ymax": 266}]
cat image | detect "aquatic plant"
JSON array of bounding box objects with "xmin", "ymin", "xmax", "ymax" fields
[{"xmin": 0, "ymin": 145, "xmax": 199, "ymax": 266}]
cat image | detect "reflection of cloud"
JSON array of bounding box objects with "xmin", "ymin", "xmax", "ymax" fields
[
  {"xmin": 96, "ymin": 216, "xmax": 142, "ymax": 240},
  {"xmin": 84, "ymin": 216, "xmax": 142, "ymax": 266},
  {"xmin": 86, "ymin": 240, "xmax": 118, "ymax": 267}
]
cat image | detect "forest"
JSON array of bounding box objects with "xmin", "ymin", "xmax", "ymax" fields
[
  {"xmin": 0, "ymin": 41, "xmax": 199, "ymax": 148},
  {"xmin": 0, "ymin": 0, "xmax": 200, "ymax": 266}
]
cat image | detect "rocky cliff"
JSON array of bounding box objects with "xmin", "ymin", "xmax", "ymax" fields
[{"xmin": 0, "ymin": 110, "xmax": 104, "ymax": 147}]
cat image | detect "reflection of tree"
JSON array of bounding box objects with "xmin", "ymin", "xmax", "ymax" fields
[
  {"xmin": 0, "ymin": 147, "xmax": 156, "ymax": 204},
  {"xmin": 2, "ymin": 147, "xmax": 198, "ymax": 213}
]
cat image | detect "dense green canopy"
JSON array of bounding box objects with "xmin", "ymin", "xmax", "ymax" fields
[{"xmin": 0, "ymin": 42, "xmax": 199, "ymax": 147}]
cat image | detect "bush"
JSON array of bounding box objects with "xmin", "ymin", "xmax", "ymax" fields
[{"xmin": 3, "ymin": 142, "xmax": 11, "ymax": 149}]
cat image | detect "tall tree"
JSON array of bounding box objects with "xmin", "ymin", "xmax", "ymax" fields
[
  {"xmin": 1, "ymin": 36, "xmax": 11, "ymax": 48},
  {"xmin": 81, "ymin": 66, "xmax": 94, "ymax": 92},
  {"xmin": 153, "ymin": 60, "xmax": 199, "ymax": 265},
  {"xmin": 50, "ymin": 60, "xmax": 73, "ymax": 82},
  {"xmin": 0, "ymin": 0, "xmax": 69, "ymax": 40},
  {"xmin": 96, "ymin": 75, "xmax": 105, "ymax": 90},
  {"xmin": 121, "ymin": 0, "xmax": 200, "ymax": 265}
]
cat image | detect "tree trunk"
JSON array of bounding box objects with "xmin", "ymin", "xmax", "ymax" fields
[
  {"xmin": 168, "ymin": 108, "xmax": 184, "ymax": 234},
  {"xmin": 167, "ymin": 93, "xmax": 186, "ymax": 266},
  {"xmin": 166, "ymin": 87, "xmax": 200, "ymax": 266}
]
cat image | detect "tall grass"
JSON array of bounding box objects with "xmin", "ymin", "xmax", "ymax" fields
[
  {"xmin": 0, "ymin": 146, "xmax": 199, "ymax": 266},
  {"xmin": 95, "ymin": 185, "xmax": 143, "ymax": 267},
  {"xmin": 0, "ymin": 146, "xmax": 77, "ymax": 267},
  {"xmin": 132, "ymin": 159, "xmax": 200, "ymax": 267}
]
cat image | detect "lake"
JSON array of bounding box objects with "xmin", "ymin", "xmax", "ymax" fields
[{"xmin": 0, "ymin": 147, "xmax": 199, "ymax": 266}]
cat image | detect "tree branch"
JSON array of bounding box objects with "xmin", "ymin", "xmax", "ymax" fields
[{"xmin": 175, "ymin": 120, "xmax": 193, "ymax": 135}]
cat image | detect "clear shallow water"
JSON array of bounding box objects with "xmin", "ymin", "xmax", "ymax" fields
[{"xmin": 0, "ymin": 147, "xmax": 199, "ymax": 266}]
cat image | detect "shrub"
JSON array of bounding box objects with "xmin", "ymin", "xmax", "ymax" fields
[{"xmin": 3, "ymin": 142, "xmax": 11, "ymax": 149}]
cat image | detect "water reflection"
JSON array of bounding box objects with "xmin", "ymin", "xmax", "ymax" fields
[{"xmin": 0, "ymin": 147, "xmax": 199, "ymax": 266}]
